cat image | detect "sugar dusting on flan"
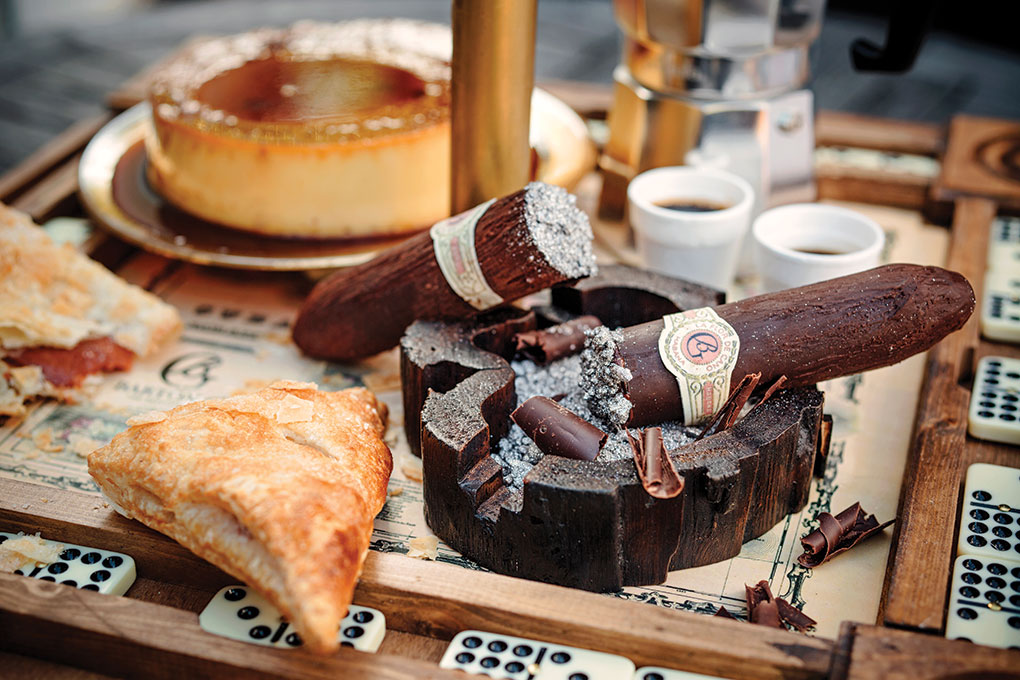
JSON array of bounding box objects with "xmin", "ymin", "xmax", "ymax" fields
[{"xmin": 150, "ymin": 19, "xmax": 452, "ymax": 144}]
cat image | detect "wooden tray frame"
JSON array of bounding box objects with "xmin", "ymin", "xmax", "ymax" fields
[{"xmin": 1, "ymin": 79, "xmax": 1019, "ymax": 678}]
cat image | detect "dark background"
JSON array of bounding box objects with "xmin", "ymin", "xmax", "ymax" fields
[{"xmin": 1, "ymin": 0, "xmax": 1017, "ymax": 174}]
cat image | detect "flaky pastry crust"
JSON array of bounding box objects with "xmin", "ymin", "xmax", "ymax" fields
[
  {"xmin": 0, "ymin": 202, "xmax": 181, "ymax": 353},
  {"xmin": 88, "ymin": 381, "xmax": 392, "ymax": 653},
  {"xmin": 0, "ymin": 202, "xmax": 181, "ymax": 415}
]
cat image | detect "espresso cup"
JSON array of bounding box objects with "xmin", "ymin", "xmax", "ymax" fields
[
  {"xmin": 751, "ymin": 203, "xmax": 885, "ymax": 292},
  {"xmin": 627, "ymin": 166, "xmax": 754, "ymax": 291}
]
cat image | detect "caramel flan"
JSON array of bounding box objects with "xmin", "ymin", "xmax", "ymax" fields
[{"xmin": 146, "ymin": 20, "xmax": 452, "ymax": 239}]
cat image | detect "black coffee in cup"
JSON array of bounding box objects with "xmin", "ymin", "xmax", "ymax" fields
[
  {"xmin": 655, "ymin": 199, "xmax": 731, "ymax": 212},
  {"xmin": 792, "ymin": 247, "xmax": 851, "ymax": 256}
]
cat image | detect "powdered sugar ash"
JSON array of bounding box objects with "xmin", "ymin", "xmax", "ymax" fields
[
  {"xmin": 493, "ymin": 330, "xmax": 698, "ymax": 493},
  {"xmin": 579, "ymin": 326, "xmax": 633, "ymax": 425},
  {"xmin": 523, "ymin": 183, "xmax": 597, "ymax": 280}
]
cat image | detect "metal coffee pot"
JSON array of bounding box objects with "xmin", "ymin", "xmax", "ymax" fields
[{"xmin": 600, "ymin": 0, "xmax": 825, "ymax": 218}]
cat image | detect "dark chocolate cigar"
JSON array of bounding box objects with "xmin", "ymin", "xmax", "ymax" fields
[
  {"xmin": 581, "ymin": 264, "xmax": 975, "ymax": 427},
  {"xmin": 293, "ymin": 183, "xmax": 596, "ymax": 362},
  {"xmin": 514, "ymin": 315, "xmax": 602, "ymax": 364},
  {"xmin": 511, "ymin": 396, "xmax": 607, "ymax": 461}
]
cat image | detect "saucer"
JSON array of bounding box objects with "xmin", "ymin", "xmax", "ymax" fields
[{"xmin": 79, "ymin": 91, "xmax": 595, "ymax": 271}]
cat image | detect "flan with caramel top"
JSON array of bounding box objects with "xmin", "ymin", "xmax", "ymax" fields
[{"xmin": 146, "ymin": 20, "xmax": 452, "ymax": 239}]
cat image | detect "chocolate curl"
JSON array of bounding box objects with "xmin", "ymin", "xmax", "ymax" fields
[
  {"xmin": 745, "ymin": 580, "xmax": 817, "ymax": 632},
  {"xmin": 714, "ymin": 605, "xmax": 738, "ymax": 620},
  {"xmin": 745, "ymin": 581, "xmax": 783, "ymax": 629},
  {"xmin": 511, "ymin": 396, "xmax": 607, "ymax": 461},
  {"xmin": 626, "ymin": 427, "xmax": 684, "ymax": 499},
  {"xmin": 746, "ymin": 375, "xmax": 788, "ymax": 418},
  {"xmin": 814, "ymin": 414, "xmax": 833, "ymax": 477},
  {"xmin": 695, "ymin": 374, "xmax": 787, "ymax": 442},
  {"xmin": 776, "ymin": 599, "xmax": 818, "ymax": 633},
  {"xmin": 695, "ymin": 373, "xmax": 761, "ymax": 442},
  {"xmin": 751, "ymin": 601, "xmax": 783, "ymax": 628},
  {"xmin": 514, "ymin": 315, "xmax": 602, "ymax": 364},
  {"xmin": 797, "ymin": 502, "xmax": 896, "ymax": 568}
]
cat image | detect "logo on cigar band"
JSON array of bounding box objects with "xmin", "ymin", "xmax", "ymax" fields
[
  {"xmin": 681, "ymin": 330, "xmax": 722, "ymax": 364},
  {"xmin": 658, "ymin": 308, "xmax": 740, "ymax": 424}
]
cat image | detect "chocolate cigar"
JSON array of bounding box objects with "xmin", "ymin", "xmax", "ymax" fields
[
  {"xmin": 293, "ymin": 182, "xmax": 596, "ymax": 362},
  {"xmin": 514, "ymin": 315, "xmax": 602, "ymax": 364},
  {"xmin": 511, "ymin": 396, "xmax": 607, "ymax": 461},
  {"xmin": 581, "ymin": 264, "xmax": 975, "ymax": 427}
]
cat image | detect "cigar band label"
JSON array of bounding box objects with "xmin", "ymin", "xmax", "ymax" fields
[
  {"xmin": 431, "ymin": 198, "xmax": 503, "ymax": 310},
  {"xmin": 657, "ymin": 308, "xmax": 740, "ymax": 424}
]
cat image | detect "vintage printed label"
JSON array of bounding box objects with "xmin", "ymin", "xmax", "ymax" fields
[
  {"xmin": 657, "ymin": 307, "xmax": 740, "ymax": 424},
  {"xmin": 430, "ymin": 199, "xmax": 503, "ymax": 310}
]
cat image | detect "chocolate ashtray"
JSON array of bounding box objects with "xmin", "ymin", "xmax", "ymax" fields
[{"xmin": 400, "ymin": 265, "xmax": 830, "ymax": 591}]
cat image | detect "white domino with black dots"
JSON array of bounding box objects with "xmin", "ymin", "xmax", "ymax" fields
[
  {"xmin": 440, "ymin": 630, "xmax": 635, "ymax": 680},
  {"xmin": 945, "ymin": 555, "xmax": 1020, "ymax": 650},
  {"xmin": 0, "ymin": 532, "xmax": 135, "ymax": 596},
  {"xmin": 633, "ymin": 668, "xmax": 724, "ymax": 679},
  {"xmin": 989, "ymin": 216, "xmax": 1020, "ymax": 274},
  {"xmin": 981, "ymin": 273, "xmax": 1020, "ymax": 345},
  {"xmin": 968, "ymin": 357, "xmax": 1020, "ymax": 445},
  {"xmin": 957, "ymin": 463, "xmax": 1020, "ymax": 560},
  {"xmin": 199, "ymin": 585, "xmax": 385, "ymax": 652}
]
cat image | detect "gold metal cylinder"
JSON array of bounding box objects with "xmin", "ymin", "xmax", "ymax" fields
[{"xmin": 450, "ymin": 0, "xmax": 537, "ymax": 214}]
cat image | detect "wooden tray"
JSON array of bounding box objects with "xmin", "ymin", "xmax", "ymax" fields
[{"xmin": 2, "ymin": 77, "xmax": 1019, "ymax": 678}]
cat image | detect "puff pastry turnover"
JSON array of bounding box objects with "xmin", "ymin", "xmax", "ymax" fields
[
  {"xmin": 0, "ymin": 202, "xmax": 181, "ymax": 415},
  {"xmin": 87, "ymin": 381, "xmax": 392, "ymax": 653}
]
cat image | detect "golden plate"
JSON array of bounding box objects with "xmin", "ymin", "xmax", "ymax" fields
[{"xmin": 78, "ymin": 92, "xmax": 596, "ymax": 271}]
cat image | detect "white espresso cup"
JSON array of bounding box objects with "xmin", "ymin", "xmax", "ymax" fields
[
  {"xmin": 627, "ymin": 166, "xmax": 754, "ymax": 291},
  {"xmin": 752, "ymin": 203, "xmax": 885, "ymax": 292}
]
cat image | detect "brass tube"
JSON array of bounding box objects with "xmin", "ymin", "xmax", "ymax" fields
[{"xmin": 450, "ymin": 0, "xmax": 537, "ymax": 214}]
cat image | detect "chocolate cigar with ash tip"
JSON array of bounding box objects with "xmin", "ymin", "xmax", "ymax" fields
[
  {"xmin": 293, "ymin": 182, "xmax": 597, "ymax": 362},
  {"xmin": 581, "ymin": 263, "xmax": 975, "ymax": 428}
]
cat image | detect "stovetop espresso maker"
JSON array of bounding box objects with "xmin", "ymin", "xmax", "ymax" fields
[{"xmin": 599, "ymin": 0, "xmax": 934, "ymax": 218}]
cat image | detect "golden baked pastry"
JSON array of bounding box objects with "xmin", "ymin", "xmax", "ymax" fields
[
  {"xmin": 87, "ymin": 381, "xmax": 392, "ymax": 654},
  {"xmin": 0, "ymin": 202, "xmax": 181, "ymax": 416},
  {"xmin": 146, "ymin": 19, "xmax": 452, "ymax": 239}
]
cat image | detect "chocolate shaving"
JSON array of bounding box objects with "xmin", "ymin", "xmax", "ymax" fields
[
  {"xmin": 511, "ymin": 396, "xmax": 607, "ymax": 461},
  {"xmin": 745, "ymin": 581, "xmax": 780, "ymax": 628},
  {"xmin": 746, "ymin": 375, "xmax": 788, "ymax": 417},
  {"xmin": 744, "ymin": 580, "xmax": 816, "ymax": 632},
  {"xmin": 814, "ymin": 414, "xmax": 833, "ymax": 477},
  {"xmin": 514, "ymin": 315, "xmax": 602, "ymax": 365},
  {"xmin": 751, "ymin": 600, "xmax": 784, "ymax": 628},
  {"xmin": 695, "ymin": 372, "xmax": 761, "ymax": 441},
  {"xmin": 626, "ymin": 427, "xmax": 684, "ymax": 499},
  {"xmin": 797, "ymin": 502, "xmax": 895, "ymax": 568},
  {"xmin": 775, "ymin": 599, "xmax": 817, "ymax": 633},
  {"xmin": 696, "ymin": 374, "xmax": 790, "ymax": 441},
  {"xmin": 714, "ymin": 605, "xmax": 738, "ymax": 620}
]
